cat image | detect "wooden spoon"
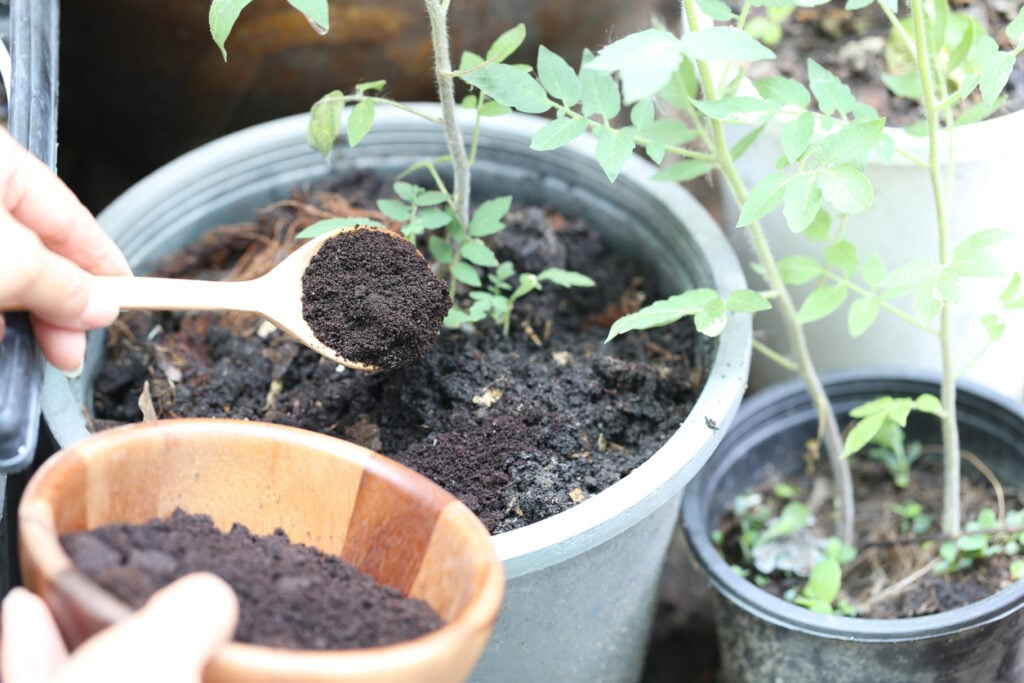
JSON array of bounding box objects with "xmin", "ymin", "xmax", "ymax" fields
[{"xmin": 89, "ymin": 226, "xmax": 396, "ymax": 372}]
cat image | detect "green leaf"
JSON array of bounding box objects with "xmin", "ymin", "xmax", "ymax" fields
[
  {"xmin": 796, "ymin": 285, "xmax": 848, "ymax": 323},
  {"xmin": 631, "ymin": 99, "xmax": 656, "ymax": 128},
  {"xmin": 754, "ymin": 77, "xmax": 811, "ymax": 108},
  {"xmin": 803, "ymin": 557, "xmax": 842, "ymax": 604},
  {"xmin": 286, "ymin": 0, "xmax": 329, "ymax": 33},
  {"xmin": 659, "ymin": 59, "xmax": 699, "ymax": 108},
  {"xmin": 825, "ymin": 240, "xmax": 858, "ymax": 276},
  {"xmin": 1007, "ymin": 11, "xmax": 1024, "ymax": 41},
  {"xmin": 912, "ymin": 393, "xmax": 943, "ymax": 416},
  {"xmin": 959, "ymin": 228, "xmax": 1012, "ymax": 251},
  {"xmin": 730, "ymin": 124, "xmax": 767, "ymax": 162},
  {"xmin": 392, "ymin": 182, "xmax": 419, "ymax": 202},
  {"xmin": 486, "ymin": 23, "xmax": 527, "ymax": 63},
  {"xmin": 418, "ymin": 208, "xmax": 453, "ymax": 230},
  {"xmin": 307, "ymin": 90, "xmax": 345, "ymax": 159},
  {"xmin": 653, "ymin": 160, "xmax": 715, "ymax": 182},
  {"xmin": 843, "ymin": 410, "xmax": 888, "ymax": 457},
  {"xmin": 468, "ymin": 196, "xmax": 513, "ymax": 237},
  {"xmin": 589, "ymin": 29, "xmax": 684, "ymax": 103},
  {"xmin": 461, "ymin": 63, "xmax": 551, "ymax": 114},
  {"xmin": 640, "ymin": 119, "xmax": 697, "ymax": 147},
  {"xmin": 376, "ymin": 198, "xmax": 410, "ymax": 221},
  {"xmin": 428, "ymin": 235, "xmax": 453, "ymax": 264},
  {"xmin": 346, "ymin": 98, "xmax": 375, "ymax": 147},
  {"xmin": 537, "ymin": 45, "xmax": 581, "ymax": 106},
  {"xmin": 451, "ymin": 262, "xmax": 482, "ymax": 288},
  {"xmin": 782, "ymin": 173, "xmax": 822, "ymax": 233},
  {"xmin": 737, "ymin": 172, "xmax": 789, "ymax": 226},
  {"xmin": 574, "ymin": 53, "xmax": 620, "ymax": 121},
  {"xmin": 594, "ymin": 126, "xmax": 637, "ymax": 182},
  {"xmin": 861, "ymin": 253, "xmax": 886, "ymax": 287},
  {"xmin": 355, "ymin": 79, "xmax": 386, "ymax": 93},
  {"xmin": 777, "ymin": 255, "xmax": 824, "ymax": 285},
  {"xmin": 606, "ymin": 288, "xmax": 722, "ymax": 340},
  {"xmin": 781, "ymin": 112, "xmax": 815, "ymax": 163},
  {"xmin": 817, "ymin": 165, "xmax": 873, "ymax": 214},
  {"xmin": 209, "ymin": 0, "xmax": 254, "ymax": 60},
  {"xmin": 847, "ymin": 297, "xmax": 880, "ymax": 337},
  {"xmin": 807, "ymin": 59, "xmax": 858, "ymax": 116},
  {"xmin": 980, "ymin": 52, "xmax": 1016, "ymax": 108},
  {"xmin": 413, "ymin": 190, "xmax": 449, "ymax": 207},
  {"xmin": 696, "ymin": 0, "xmax": 736, "ymax": 21},
  {"xmin": 879, "ymin": 259, "xmax": 939, "ymax": 290},
  {"xmin": 758, "ymin": 501, "xmax": 811, "ymax": 544},
  {"xmin": 696, "ymin": 296, "xmax": 728, "ymax": 337},
  {"xmin": 983, "ymin": 313, "xmax": 1006, "ymax": 341},
  {"xmin": 531, "ymin": 116, "xmax": 588, "ymax": 151},
  {"xmin": 845, "ymin": 0, "xmax": 874, "ymax": 9},
  {"xmin": 538, "ymin": 268, "xmax": 597, "ymax": 288},
  {"xmin": 460, "ymin": 240, "xmax": 499, "ymax": 267},
  {"xmin": 803, "ymin": 208, "xmax": 832, "ymax": 242},
  {"xmin": 678, "ymin": 27, "xmax": 776, "ymax": 62},
  {"xmin": 296, "ymin": 217, "xmax": 385, "ymax": 239},
  {"xmin": 692, "ymin": 96, "xmax": 777, "ymax": 123},
  {"xmin": 816, "ymin": 119, "xmax": 886, "ymax": 167},
  {"xmin": 726, "ymin": 289, "xmax": 772, "ymax": 313}
]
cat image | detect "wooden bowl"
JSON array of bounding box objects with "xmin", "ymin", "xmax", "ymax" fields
[{"xmin": 18, "ymin": 419, "xmax": 504, "ymax": 682}]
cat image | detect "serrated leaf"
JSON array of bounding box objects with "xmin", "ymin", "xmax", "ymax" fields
[
  {"xmin": 461, "ymin": 63, "xmax": 551, "ymax": 114},
  {"xmin": 660, "ymin": 59, "xmax": 699, "ymax": 108},
  {"xmin": 537, "ymin": 45, "xmax": 581, "ymax": 105},
  {"xmin": 696, "ymin": 0, "xmax": 736, "ymax": 21},
  {"xmin": 393, "ymin": 182, "xmax": 419, "ymax": 202},
  {"xmin": 451, "ymin": 262, "xmax": 482, "ymax": 288},
  {"xmin": 754, "ymin": 77, "xmax": 811, "ymax": 108},
  {"xmin": 486, "ymin": 23, "xmax": 526, "ymax": 63},
  {"xmin": 468, "ymin": 196, "xmax": 512, "ymax": 237},
  {"xmin": 589, "ymin": 29, "xmax": 684, "ymax": 103},
  {"xmin": 816, "ymin": 119, "xmax": 886, "ymax": 167},
  {"xmin": 377, "ymin": 198, "xmax": 410, "ymax": 221},
  {"xmin": 428, "ymin": 235, "xmax": 453, "ymax": 264},
  {"xmin": 639, "ymin": 119, "xmax": 698, "ymax": 147},
  {"xmin": 418, "ymin": 208, "xmax": 453, "ymax": 230},
  {"xmin": 531, "ymin": 116, "xmax": 588, "ymax": 151},
  {"xmin": 782, "ymin": 173, "xmax": 822, "ymax": 233},
  {"xmin": 818, "ymin": 165, "xmax": 873, "ymax": 214},
  {"xmin": 413, "ymin": 190, "xmax": 449, "ymax": 207},
  {"xmin": 808, "ymin": 58, "xmax": 858, "ymax": 116},
  {"xmin": 537, "ymin": 268, "xmax": 597, "ymax": 288},
  {"xmin": 825, "ymin": 240, "xmax": 858, "ymax": 276},
  {"xmin": 781, "ymin": 112, "xmax": 815, "ymax": 162},
  {"xmin": 803, "ymin": 208, "xmax": 832, "ymax": 242},
  {"xmin": 692, "ymin": 96, "xmax": 777, "ymax": 123},
  {"xmin": 606, "ymin": 288, "xmax": 721, "ymax": 340},
  {"xmin": 796, "ymin": 285, "xmax": 848, "ymax": 323},
  {"xmin": 209, "ymin": 0, "xmax": 253, "ymax": 60},
  {"xmin": 631, "ymin": 99, "xmax": 656, "ymax": 128},
  {"xmin": 286, "ymin": 0, "xmax": 329, "ymax": 33},
  {"xmin": 778, "ymin": 255, "xmax": 825, "ymax": 285},
  {"xmin": 696, "ymin": 296, "xmax": 728, "ymax": 337},
  {"xmin": 307, "ymin": 90, "xmax": 345, "ymax": 159},
  {"xmin": 346, "ymin": 98, "xmax": 375, "ymax": 147},
  {"xmin": 594, "ymin": 126, "xmax": 637, "ymax": 182},
  {"xmin": 731, "ymin": 124, "xmax": 767, "ymax": 161},
  {"xmin": 580, "ymin": 49, "xmax": 622, "ymax": 119},
  {"xmin": 847, "ymin": 297, "xmax": 880, "ymax": 337},
  {"xmin": 296, "ymin": 217, "xmax": 386, "ymax": 239},
  {"xmin": 726, "ymin": 289, "xmax": 772, "ymax": 313},
  {"xmin": 653, "ymin": 160, "xmax": 715, "ymax": 182},
  {"xmin": 737, "ymin": 172, "xmax": 789, "ymax": 226},
  {"xmin": 460, "ymin": 240, "xmax": 499, "ymax": 267},
  {"xmin": 913, "ymin": 393, "xmax": 943, "ymax": 416},
  {"xmin": 678, "ymin": 26, "xmax": 776, "ymax": 62},
  {"xmin": 981, "ymin": 52, "xmax": 1016, "ymax": 108}
]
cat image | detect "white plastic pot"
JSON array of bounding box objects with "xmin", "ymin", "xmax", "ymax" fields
[{"xmin": 41, "ymin": 106, "xmax": 751, "ymax": 682}]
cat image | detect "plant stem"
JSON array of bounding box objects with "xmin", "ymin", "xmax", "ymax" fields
[
  {"xmin": 681, "ymin": 0, "xmax": 855, "ymax": 546},
  {"xmin": 424, "ymin": 0, "xmax": 471, "ymax": 229},
  {"xmin": 911, "ymin": 0, "xmax": 961, "ymax": 535}
]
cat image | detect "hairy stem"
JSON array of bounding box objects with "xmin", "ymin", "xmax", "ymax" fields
[
  {"xmin": 424, "ymin": 0, "xmax": 471, "ymax": 228},
  {"xmin": 911, "ymin": 0, "xmax": 961, "ymax": 535},
  {"xmin": 681, "ymin": 0, "xmax": 855, "ymax": 546}
]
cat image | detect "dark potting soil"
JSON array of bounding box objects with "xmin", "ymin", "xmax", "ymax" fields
[
  {"xmin": 93, "ymin": 172, "xmax": 705, "ymax": 535},
  {"xmin": 61, "ymin": 508, "xmax": 444, "ymax": 649},
  {"xmin": 302, "ymin": 228, "xmax": 450, "ymax": 370},
  {"xmin": 718, "ymin": 451, "xmax": 1024, "ymax": 619},
  {"xmin": 742, "ymin": 0, "xmax": 1024, "ymax": 126}
]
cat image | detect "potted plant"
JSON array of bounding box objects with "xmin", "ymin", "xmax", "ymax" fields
[
  {"xmin": 17, "ymin": 418, "xmax": 504, "ymax": 682},
  {"xmin": 41, "ymin": 1, "xmax": 752, "ymax": 680},
  {"xmin": 458, "ymin": 0, "xmax": 1024, "ymax": 679}
]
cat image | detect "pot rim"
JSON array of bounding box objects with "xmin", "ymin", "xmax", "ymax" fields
[
  {"xmin": 42, "ymin": 104, "xmax": 752, "ymax": 578},
  {"xmin": 683, "ymin": 368, "xmax": 1024, "ymax": 642}
]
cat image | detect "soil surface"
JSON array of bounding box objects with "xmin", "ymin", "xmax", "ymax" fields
[
  {"xmin": 718, "ymin": 449, "xmax": 1023, "ymax": 618},
  {"xmin": 93, "ymin": 172, "xmax": 704, "ymax": 535},
  {"xmin": 743, "ymin": 0, "xmax": 1024, "ymax": 126},
  {"xmin": 62, "ymin": 508, "xmax": 443, "ymax": 649},
  {"xmin": 302, "ymin": 228, "xmax": 450, "ymax": 370}
]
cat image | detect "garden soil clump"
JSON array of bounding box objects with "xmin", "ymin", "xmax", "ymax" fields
[
  {"xmin": 93, "ymin": 172, "xmax": 705, "ymax": 534},
  {"xmin": 302, "ymin": 228, "xmax": 450, "ymax": 370},
  {"xmin": 62, "ymin": 508, "xmax": 443, "ymax": 649}
]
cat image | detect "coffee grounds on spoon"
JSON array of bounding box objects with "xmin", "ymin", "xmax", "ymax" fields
[{"xmin": 301, "ymin": 229, "xmax": 451, "ymax": 370}]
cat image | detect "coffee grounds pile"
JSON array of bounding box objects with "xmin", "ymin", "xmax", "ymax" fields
[
  {"xmin": 302, "ymin": 229, "xmax": 451, "ymax": 370},
  {"xmin": 61, "ymin": 508, "xmax": 444, "ymax": 650}
]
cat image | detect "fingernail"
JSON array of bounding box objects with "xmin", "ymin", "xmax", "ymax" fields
[
  {"xmin": 78, "ymin": 283, "xmax": 120, "ymax": 329},
  {"xmin": 64, "ymin": 360, "xmax": 85, "ymax": 379}
]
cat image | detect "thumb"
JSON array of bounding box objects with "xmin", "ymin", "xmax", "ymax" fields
[
  {"xmin": 0, "ymin": 587, "xmax": 70, "ymax": 682},
  {"xmin": 57, "ymin": 573, "xmax": 239, "ymax": 683}
]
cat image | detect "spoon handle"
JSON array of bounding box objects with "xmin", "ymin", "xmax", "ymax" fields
[{"xmin": 91, "ymin": 276, "xmax": 265, "ymax": 314}]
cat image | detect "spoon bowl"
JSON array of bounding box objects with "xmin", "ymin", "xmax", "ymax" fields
[{"xmin": 89, "ymin": 226, "xmax": 414, "ymax": 372}]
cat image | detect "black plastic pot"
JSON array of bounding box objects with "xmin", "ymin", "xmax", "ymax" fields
[{"xmin": 683, "ymin": 370, "xmax": 1024, "ymax": 682}]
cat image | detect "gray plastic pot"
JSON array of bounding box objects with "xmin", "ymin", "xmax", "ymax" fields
[
  {"xmin": 41, "ymin": 105, "xmax": 751, "ymax": 682},
  {"xmin": 683, "ymin": 370, "xmax": 1024, "ymax": 682}
]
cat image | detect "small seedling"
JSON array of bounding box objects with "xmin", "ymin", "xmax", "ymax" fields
[{"xmin": 892, "ymin": 501, "xmax": 933, "ymax": 535}]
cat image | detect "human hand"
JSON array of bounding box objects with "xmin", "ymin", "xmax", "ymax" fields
[
  {"xmin": 0, "ymin": 126, "xmax": 131, "ymax": 372},
  {"xmin": 0, "ymin": 573, "xmax": 238, "ymax": 683}
]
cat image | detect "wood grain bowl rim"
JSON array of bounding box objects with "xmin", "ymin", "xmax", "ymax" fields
[{"xmin": 18, "ymin": 419, "xmax": 504, "ymax": 673}]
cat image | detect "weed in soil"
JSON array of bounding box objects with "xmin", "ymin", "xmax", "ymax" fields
[
  {"xmin": 92, "ymin": 173, "xmax": 704, "ymax": 535},
  {"xmin": 62, "ymin": 508, "xmax": 444, "ymax": 649},
  {"xmin": 302, "ymin": 228, "xmax": 450, "ymax": 371}
]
